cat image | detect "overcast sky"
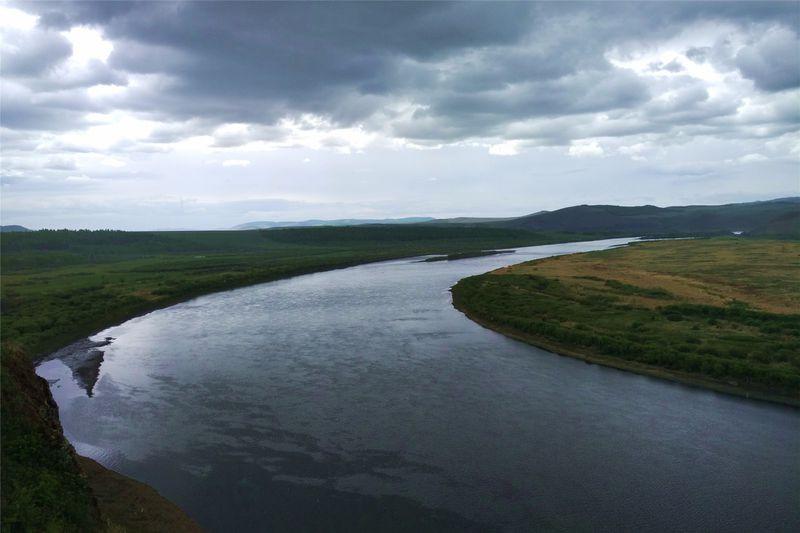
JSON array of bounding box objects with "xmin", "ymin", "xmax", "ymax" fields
[{"xmin": 1, "ymin": 1, "xmax": 798, "ymax": 230}]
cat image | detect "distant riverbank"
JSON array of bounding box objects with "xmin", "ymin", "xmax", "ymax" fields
[
  {"xmin": 422, "ymin": 249, "xmax": 514, "ymax": 262},
  {"xmin": 452, "ymin": 238, "xmax": 800, "ymax": 407}
]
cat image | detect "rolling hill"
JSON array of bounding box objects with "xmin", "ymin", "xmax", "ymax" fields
[
  {"xmin": 0, "ymin": 225, "xmax": 31, "ymax": 233},
  {"xmin": 493, "ymin": 198, "xmax": 799, "ymax": 236}
]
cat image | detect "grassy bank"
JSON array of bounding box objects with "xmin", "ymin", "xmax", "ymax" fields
[
  {"xmin": 1, "ymin": 225, "xmax": 581, "ymax": 531},
  {"xmin": 452, "ymin": 238, "xmax": 800, "ymax": 405}
]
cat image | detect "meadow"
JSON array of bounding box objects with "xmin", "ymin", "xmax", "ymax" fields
[{"xmin": 452, "ymin": 238, "xmax": 800, "ymax": 405}]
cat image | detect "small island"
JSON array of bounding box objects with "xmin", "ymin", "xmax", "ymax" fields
[{"xmin": 452, "ymin": 238, "xmax": 800, "ymax": 406}]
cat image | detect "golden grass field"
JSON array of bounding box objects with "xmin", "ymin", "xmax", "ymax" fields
[{"xmin": 494, "ymin": 238, "xmax": 799, "ymax": 314}]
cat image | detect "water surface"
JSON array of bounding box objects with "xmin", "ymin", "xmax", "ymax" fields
[{"xmin": 38, "ymin": 238, "xmax": 800, "ymax": 532}]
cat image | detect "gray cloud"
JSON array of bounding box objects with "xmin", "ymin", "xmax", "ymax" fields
[
  {"xmin": 25, "ymin": 59, "xmax": 127, "ymax": 92},
  {"xmin": 11, "ymin": 1, "xmax": 796, "ymax": 144},
  {"xmin": 1, "ymin": 27, "xmax": 72, "ymax": 76},
  {"xmin": 393, "ymin": 68, "xmax": 650, "ymax": 142},
  {"xmin": 0, "ymin": 84, "xmax": 91, "ymax": 131},
  {"xmin": 44, "ymin": 157, "xmax": 78, "ymax": 171},
  {"xmin": 650, "ymin": 59, "xmax": 684, "ymax": 73},
  {"xmin": 685, "ymin": 47, "xmax": 710, "ymax": 63},
  {"xmin": 736, "ymin": 26, "xmax": 800, "ymax": 91}
]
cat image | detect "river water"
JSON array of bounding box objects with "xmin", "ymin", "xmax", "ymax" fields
[{"xmin": 37, "ymin": 238, "xmax": 800, "ymax": 532}]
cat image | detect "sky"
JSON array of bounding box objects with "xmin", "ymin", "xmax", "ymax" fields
[{"xmin": 1, "ymin": 1, "xmax": 798, "ymax": 230}]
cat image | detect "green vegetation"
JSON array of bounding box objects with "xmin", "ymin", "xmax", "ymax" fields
[
  {"xmin": 452, "ymin": 238, "xmax": 800, "ymax": 405},
  {"xmin": 1, "ymin": 224, "xmax": 576, "ymax": 531}
]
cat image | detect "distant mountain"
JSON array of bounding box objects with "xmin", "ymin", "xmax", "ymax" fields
[
  {"xmin": 495, "ymin": 198, "xmax": 800, "ymax": 236},
  {"xmin": 233, "ymin": 217, "xmax": 435, "ymax": 230},
  {"xmin": 0, "ymin": 225, "xmax": 31, "ymax": 233},
  {"xmin": 424, "ymin": 216, "xmax": 519, "ymax": 225},
  {"xmin": 233, "ymin": 199, "xmax": 799, "ymax": 235}
]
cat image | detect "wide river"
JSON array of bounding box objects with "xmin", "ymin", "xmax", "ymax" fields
[{"xmin": 38, "ymin": 238, "xmax": 799, "ymax": 532}]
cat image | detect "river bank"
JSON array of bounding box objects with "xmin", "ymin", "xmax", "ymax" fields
[
  {"xmin": 453, "ymin": 295, "xmax": 800, "ymax": 407},
  {"xmin": 451, "ymin": 238, "xmax": 800, "ymax": 407}
]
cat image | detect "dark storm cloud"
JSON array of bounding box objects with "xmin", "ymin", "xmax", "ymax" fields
[
  {"xmin": 34, "ymin": 2, "xmax": 533, "ymax": 58},
  {"xmin": 40, "ymin": 1, "xmax": 534, "ymax": 113},
  {"xmin": 8, "ymin": 1, "xmax": 800, "ymax": 144}
]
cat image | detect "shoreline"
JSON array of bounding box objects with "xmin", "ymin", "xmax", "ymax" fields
[
  {"xmin": 452, "ymin": 291, "xmax": 800, "ymax": 408},
  {"xmin": 30, "ymin": 251, "xmax": 451, "ymax": 364},
  {"xmin": 26, "ymin": 251, "xmax": 439, "ymax": 530}
]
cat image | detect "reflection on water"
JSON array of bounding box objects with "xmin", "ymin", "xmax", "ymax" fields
[
  {"xmin": 40, "ymin": 337, "xmax": 113, "ymax": 397},
  {"xmin": 37, "ymin": 238, "xmax": 800, "ymax": 532}
]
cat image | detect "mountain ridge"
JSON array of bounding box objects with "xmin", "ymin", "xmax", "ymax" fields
[
  {"xmin": 493, "ymin": 197, "xmax": 799, "ymax": 236},
  {"xmin": 233, "ymin": 217, "xmax": 434, "ymax": 230}
]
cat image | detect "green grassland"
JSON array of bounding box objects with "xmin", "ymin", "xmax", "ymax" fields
[
  {"xmin": 1, "ymin": 224, "xmax": 584, "ymax": 532},
  {"xmin": 452, "ymin": 238, "xmax": 800, "ymax": 405}
]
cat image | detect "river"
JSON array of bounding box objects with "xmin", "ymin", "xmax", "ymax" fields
[{"xmin": 37, "ymin": 238, "xmax": 800, "ymax": 532}]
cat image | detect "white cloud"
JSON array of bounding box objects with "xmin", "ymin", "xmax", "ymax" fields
[
  {"xmin": 101, "ymin": 156, "xmax": 127, "ymax": 167},
  {"xmin": 0, "ymin": 6, "xmax": 38, "ymax": 30},
  {"xmin": 222, "ymin": 159, "xmax": 251, "ymax": 167},
  {"xmin": 61, "ymin": 26, "xmax": 113, "ymax": 64},
  {"xmin": 618, "ymin": 142, "xmax": 651, "ymax": 162},
  {"xmin": 489, "ymin": 141, "xmax": 520, "ymax": 156},
  {"xmin": 568, "ymin": 140, "xmax": 605, "ymax": 157},
  {"xmin": 65, "ymin": 175, "xmax": 94, "ymax": 182},
  {"xmin": 738, "ymin": 153, "xmax": 768, "ymax": 163}
]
